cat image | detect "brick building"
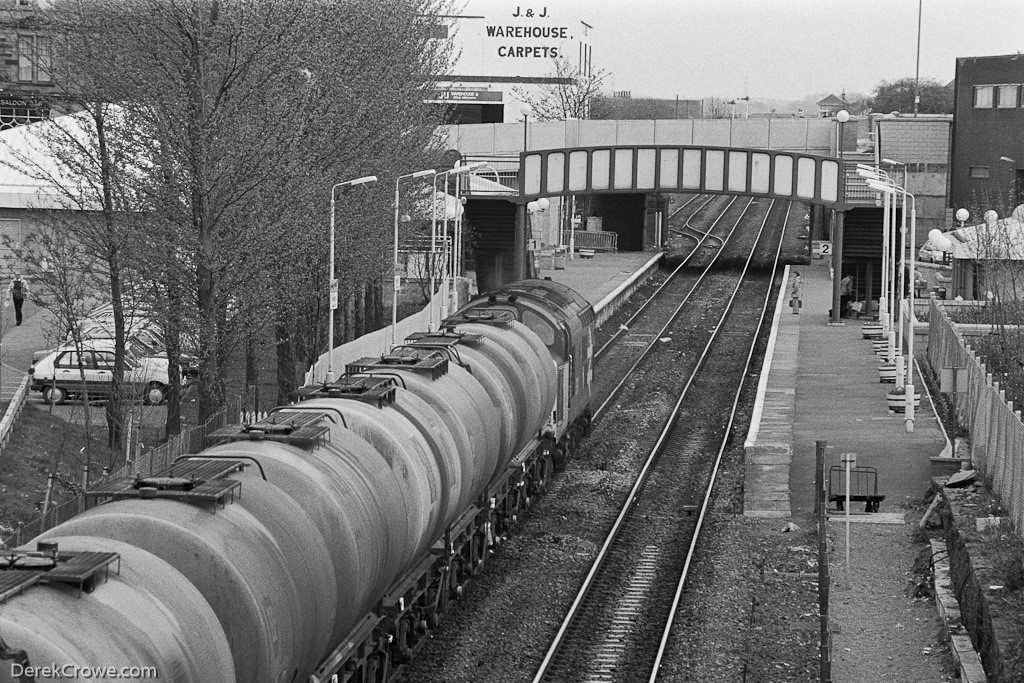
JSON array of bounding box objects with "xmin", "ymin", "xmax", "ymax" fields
[
  {"xmin": 949, "ymin": 54, "xmax": 1024, "ymax": 217},
  {"xmin": 874, "ymin": 115, "xmax": 953, "ymax": 234}
]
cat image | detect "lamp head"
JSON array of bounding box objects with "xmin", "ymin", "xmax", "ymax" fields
[
  {"xmin": 984, "ymin": 209, "xmax": 999, "ymax": 226},
  {"xmin": 520, "ymin": 102, "xmax": 533, "ymax": 118},
  {"xmin": 412, "ymin": 169, "xmax": 436, "ymax": 179},
  {"xmin": 928, "ymin": 229, "xmax": 954, "ymax": 252},
  {"xmin": 836, "ymin": 110, "xmax": 850, "ymax": 123},
  {"xmin": 537, "ymin": 197, "xmax": 550, "ymax": 211},
  {"xmin": 527, "ymin": 201, "xmax": 538, "ymax": 213},
  {"xmin": 955, "ymin": 208, "xmax": 969, "ymax": 222}
]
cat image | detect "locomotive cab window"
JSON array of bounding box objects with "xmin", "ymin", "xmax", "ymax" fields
[{"xmin": 520, "ymin": 309, "xmax": 560, "ymax": 355}]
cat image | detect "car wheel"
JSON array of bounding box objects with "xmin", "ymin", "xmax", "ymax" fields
[
  {"xmin": 42, "ymin": 386, "xmax": 67, "ymax": 405},
  {"xmin": 144, "ymin": 382, "xmax": 167, "ymax": 405}
]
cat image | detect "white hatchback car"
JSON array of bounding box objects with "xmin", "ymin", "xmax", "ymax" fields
[{"xmin": 29, "ymin": 340, "xmax": 171, "ymax": 405}]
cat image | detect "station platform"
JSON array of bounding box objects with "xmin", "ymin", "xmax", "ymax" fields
[
  {"xmin": 535, "ymin": 250, "xmax": 662, "ymax": 323},
  {"xmin": 744, "ymin": 262, "xmax": 947, "ymax": 518}
]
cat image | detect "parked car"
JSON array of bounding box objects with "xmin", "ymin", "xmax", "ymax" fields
[
  {"xmin": 918, "ymin": 242, "xmax": 945, "ymax": 263},
  {"xmin": 29, "ymin": 339, "xmax": 171, "ymax": 405}
]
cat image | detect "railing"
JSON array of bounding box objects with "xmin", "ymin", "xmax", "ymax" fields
[
  {"xmin": 0, "ymin": 375, "xmax": 31, "ymax": 455},
  {"xmin": 0, "ymin": 404, "xmax": 237, "ymax": 549},
  {"xmin": 559, "ymin": 230, "xmax": 618, "ymax": 253},
  {"xmin": 927, "ymin": 299, "xmax": 1024, "ymax": 530}
]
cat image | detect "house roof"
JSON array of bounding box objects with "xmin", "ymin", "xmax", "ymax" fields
[{"xmin": 816, "ymin": 94, "xmax": 847, "ymax": 106}]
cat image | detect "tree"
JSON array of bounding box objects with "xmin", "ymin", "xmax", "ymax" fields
[
  {"xmin": 699, "ymin": 97, "xmax": 733, "ymax": 119},
  {"xmin": 36, "ymin": 0, "xmax": 454, "ymax": 425},
  {"xmin": 868, "ymin": 77, "xmax": 953, "ymax": 115},
  {"xmin": 513, "ymin": 57, "xmax": 607, "ymax": 120}
]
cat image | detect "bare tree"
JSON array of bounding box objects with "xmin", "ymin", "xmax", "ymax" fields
[{"xmin": 513, "ymin": 57, "xmax": 608, "ymax": 120}]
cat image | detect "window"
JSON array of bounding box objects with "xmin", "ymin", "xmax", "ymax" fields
[
  {"xmin": 997, "ymin": 84, "xmax": 1019, "ymax": 108},
  {"xmin": 16, "ymin": 35, "xmax": 51, "ymax": 84},
  {"xmin": 974, "ymin": 85, "xmax": 994, "ymax": 108},
  {"xmin": 969, "ymin": 166, "xmax": 991, "ymax": 179}
]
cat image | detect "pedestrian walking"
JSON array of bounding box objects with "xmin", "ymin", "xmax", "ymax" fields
[
  {"xmin": 8, "ymin": 273, "xmax": 28, "ymax": 326},
  {"xmin": 839, "ymin": 274, "xmax": 854, "ymax": 319},
  {"xmin": 789, "ymin": 271, "xmax": 803, "ymax": 314}
]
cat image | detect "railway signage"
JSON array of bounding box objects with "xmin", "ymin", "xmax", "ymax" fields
[{"xmin": 813, "ymin": 240, "xmax": 832, "ymax": 258}]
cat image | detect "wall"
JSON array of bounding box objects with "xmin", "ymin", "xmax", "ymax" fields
[{"xmin": 441, "ymin": 118, "xmax": 837, "ymax": 156}]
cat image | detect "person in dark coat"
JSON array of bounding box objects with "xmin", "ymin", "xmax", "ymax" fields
[{"xmin": 8, "ymin": 274, "xmax": 28, "ymax": 326}]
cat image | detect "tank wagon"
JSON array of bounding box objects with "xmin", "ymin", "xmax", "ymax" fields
[{"xmin": 0, "ymin": 279, "xmax": 594, "ymax": 683}]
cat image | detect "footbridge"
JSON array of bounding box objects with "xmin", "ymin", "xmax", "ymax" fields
[{"xmin": 445, "ymin": 118, "xmax": 859, "ymax": 316}]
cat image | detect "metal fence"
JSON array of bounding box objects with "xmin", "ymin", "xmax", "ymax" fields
[
  {"xmin": 927, "ymin": 299, "xmax": 1024, "ymax": 530},
  {"xmin": 559, "ymin": 230, "xmax": 618, "ymax": 252},
  {"xmin": 1, "ymin": 404, "xmax": 236, "ymax": 549},
  {"xmin": 0, "ymin": 375, "xmax": 31, "ymax": 455}
]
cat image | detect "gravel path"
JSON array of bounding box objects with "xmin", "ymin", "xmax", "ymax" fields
[{"xmin": 828, "ymin": 516, "xmax": 953, "ymax": 682}]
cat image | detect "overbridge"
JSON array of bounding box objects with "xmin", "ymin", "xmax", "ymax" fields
[{"xmin": 446, "ymin": 118, "xmax": 859, "ymax": 317}]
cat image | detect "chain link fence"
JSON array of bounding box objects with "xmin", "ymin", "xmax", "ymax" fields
[{"xmin": 927, "ymin": 299, "xmax": 1024, "ymax": 530}]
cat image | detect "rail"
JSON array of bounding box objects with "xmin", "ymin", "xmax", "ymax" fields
[{"xmin": 533, "ymin": 199, "xmax": 787, "ymax": 680}]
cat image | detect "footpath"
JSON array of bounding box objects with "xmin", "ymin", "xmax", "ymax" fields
[{"xmin": 0, "ymin": 299, "xmax": 50, "ymax": 404}]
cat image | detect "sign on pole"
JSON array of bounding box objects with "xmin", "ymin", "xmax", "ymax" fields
[{"xmin": 330, "ymin": 279, "xmax": 339, "ymax": 310}]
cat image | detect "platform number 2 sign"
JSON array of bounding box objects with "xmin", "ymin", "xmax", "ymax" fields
[{"xmin": 813, "ymin": 241, "xmax": 832, "ymax": 259}]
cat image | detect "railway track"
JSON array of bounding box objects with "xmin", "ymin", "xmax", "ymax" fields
[{"xmin": 532, "ymin": 199, "xmax": 791, "ymax": 683}]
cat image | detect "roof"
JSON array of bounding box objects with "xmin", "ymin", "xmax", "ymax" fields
[
  {"xmin": 0, "ymin": 106, "xmax": 140, "ymax": 211},
  {"xmin": 816, "ymin": 94, "xmax": 847, "ymax": 106},
  {"xmin": 941, "ymin": 211, "xmax": 1024, "ymax": 261}
]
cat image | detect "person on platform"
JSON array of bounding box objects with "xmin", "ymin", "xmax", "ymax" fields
[
  {"xmin": 7, "ymin": 273, "xmax": 28, "ymax": 326},
  {"xmin": 839, "ymin": 274, "xmax": 854, "ymax": 318},
  {"xmin": 789, "ymin": 271, "xmax": 803, "ymax": 314}
]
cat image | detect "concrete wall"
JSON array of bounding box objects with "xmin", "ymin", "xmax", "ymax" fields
[{"xmin": 441, "ymin": 117, "xmax": 837, "ymax": 156}]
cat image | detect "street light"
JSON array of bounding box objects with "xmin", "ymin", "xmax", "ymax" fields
[
  {"xmin": 429, "ymin": 161, "xmax": 486, "ymax": 331},
  {"xmin": 868, "ymin": 177, "xmax": 919, "ymax": 432},
  {"xmin": 392, "ymin": 168, "xmax": 435, "ymax": 346},
  {"xmin": 857, "ymin": 165, "xmax": 895, "ymax": 349},
  {"xmin": 830, "ymin": 110, "xmax": 850, "ymax": 324},
  {"xmin": 327, "ymin": 174, "xmax": 378, "ymax": 383},
  {"xmin": 520, "ymin": 103, "xmax": 533, "ymax": 151},
  {"xmin": 955, "ymin": 207, "xmax": 969, "ymax": 229}
]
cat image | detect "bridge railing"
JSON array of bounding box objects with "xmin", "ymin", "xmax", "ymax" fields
[{"xmin": 560, "ymin": 230, "xmax": 617, "ymax": 252}]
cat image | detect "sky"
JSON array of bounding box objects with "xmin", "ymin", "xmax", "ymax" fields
[{"xmin": 579, "ymin": 0, "xmax": 1024, "ymax": 102}]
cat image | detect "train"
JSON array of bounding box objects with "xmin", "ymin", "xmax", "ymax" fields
[{"xmin": 0, "ymin": 278, "xmax": 595, "ymax": 683}]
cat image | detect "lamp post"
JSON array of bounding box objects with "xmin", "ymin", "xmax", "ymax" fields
[
  {"xmin": 429, "ymin": 162, "xmax": 486, "ymax": 331},
  {"xmin": 327, "ymin": 175, "xmax": 378, "ymax": 383},
  {"xmin": 857, "ymin": 164, "xmax": 891, "ymax": 338},
  {"xmin": 526, "ymin": 198, "xmax": 550, "ymax": 276},
  {"xmin": 830, "ymin": 110, "xmax": 850, "ymax": 324},
  {"xmin": 392, "ymin": 168, "xmax": 435, "ymax": 346},
  {"xmin": 520, "ymin": 103, "xmax": 532, "ymax": 151},
  {"xmin": 868, "ymin": 177, "xmax": 918, "ymax": 432}
]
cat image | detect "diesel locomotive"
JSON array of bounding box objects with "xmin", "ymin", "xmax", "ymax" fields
[{"xmin": 0, "ymin": 278, "xmax": 595, "ymax": 683}]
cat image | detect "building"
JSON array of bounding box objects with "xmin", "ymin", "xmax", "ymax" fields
[
  {"xmin": 0, "ymin": 0, "xmax": 59, "ymax": 130},
  {"xmin": 949, "ymin": 54, "xmax": 1024, "ymax": 217},
  {"xmin": 873, "ymin": 115, "xmax": 953, "ymax": 235},
  {"xmin": 429, "ymin": 0, "xmax": 594, "ymax": 124},
  {"xmin": 816, "ymin": 93, "xmax": 847, "ymax": 118}
]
